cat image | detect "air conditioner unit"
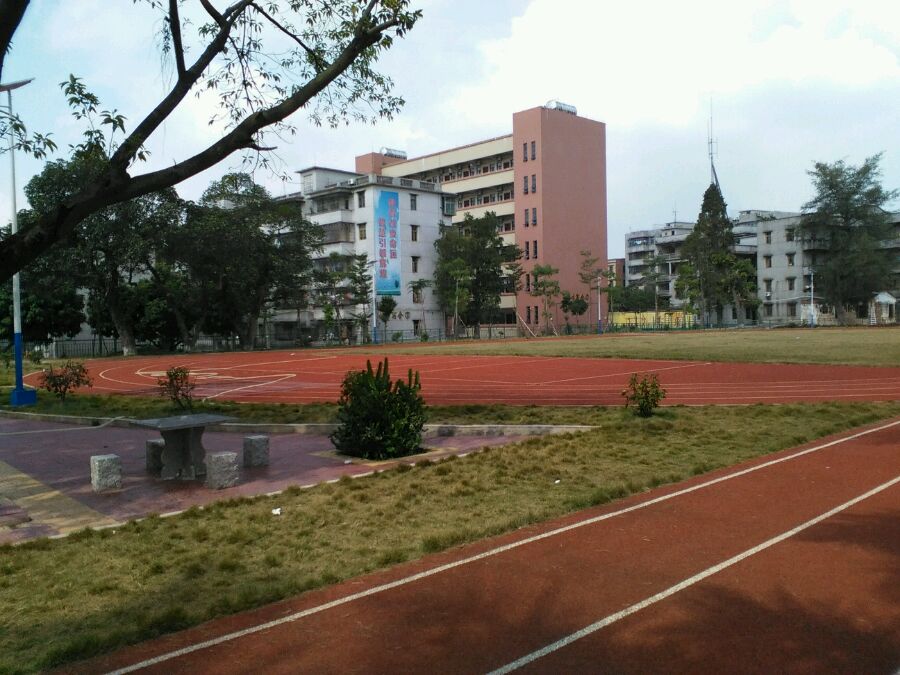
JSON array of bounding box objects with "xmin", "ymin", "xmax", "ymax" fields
[{"xmin": 765, "ymin": 292, "xmax": 772, "ymax": 299}]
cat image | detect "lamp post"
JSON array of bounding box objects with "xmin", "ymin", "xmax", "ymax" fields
[
  {"xmin": 2, "ymin": 78, "xmax": 37, "ymax": 406},
  {"xmin": 808, "ymin": 267, "xmax": 816, "ymax": 328}
]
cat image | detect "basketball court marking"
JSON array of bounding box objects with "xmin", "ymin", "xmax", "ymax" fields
[{"xmin": 105, "ymin": 418, "xmax": 900, "ymax": 674}]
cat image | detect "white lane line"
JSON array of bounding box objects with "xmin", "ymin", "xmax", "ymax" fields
[
  {"xmin": 107, "ymin": 418, "xmax": 900, "ymax": 674},
  {"xmin": 488, "ymin": 473, "xmax": 900, "ymax": 674},
  {"xmin": 539, "ymin": 361, "xmax": 711, "ymax": 385},
  {"xmin": 201, "ymin": 374, "xmax": 296, "ymax": 401}
]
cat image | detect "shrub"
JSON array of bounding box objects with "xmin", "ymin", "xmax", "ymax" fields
[
  {"xmin": 419, "ymin": 331, "xmax": 429, "ymax": 342},
  {"xmin": 622, "ymin": 373, "xmax": 666, "ymax": 417},
  {"xmin": 27, "ymin": 350, "xmax": 42, "ymax": 365},
  {"xmin": 157, "ymin": 366, "xmax": 196, "ymax": 411},
  {"xmin": 391, "ymin": 331, "xmax": 404, "ymax": 343},
  {"xmin": 330, "ymin": 358, "xmax": 426, "ymax": 460},
  {"xmin": 39, "ymin": 361, "xmax": 93, "ymax": 401}
]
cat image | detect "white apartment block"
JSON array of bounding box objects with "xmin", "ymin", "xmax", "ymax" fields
[{"xmin": 271, "ymin": 167, "xmax": 455, "ymax": 342}]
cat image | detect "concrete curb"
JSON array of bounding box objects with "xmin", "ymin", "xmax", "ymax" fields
[{"xmin": 0, "ymin": 410, "xmax": 595, "ymax": 438}]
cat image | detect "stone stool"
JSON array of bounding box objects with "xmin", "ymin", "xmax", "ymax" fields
[
  {"xmin": 91, "ymin": 454, "xmax": 122, "ymax": 492},
  {"xmin": 206, "ymin": 451, "xmax": 239, "ymax": 489},
  {"xmin": 146, "ymin": 439, "xmax": 165, "ymax": 474},
  {"xmin": 243, "ymin": 435, "xmax": 270, "ymax": 468}
]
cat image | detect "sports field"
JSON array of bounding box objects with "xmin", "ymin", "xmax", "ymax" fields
[{"xmin": 27, "ymin": 350, "xmax": 900, "ymax": 406}]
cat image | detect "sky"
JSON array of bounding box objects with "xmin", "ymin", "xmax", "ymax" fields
[{"xmin": 2, "ymin": 0, "xmax": 899, "ymax": 258}]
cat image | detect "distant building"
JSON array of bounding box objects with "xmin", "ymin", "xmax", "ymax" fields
[
  {"xmin": 356, "ymin": 103, "xmax": 607, "ymax": 331},
  {"xmin": 272, "ymin": 167, "xmax": 455, "ymax": 342}
]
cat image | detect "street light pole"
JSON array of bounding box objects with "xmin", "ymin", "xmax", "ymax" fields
[
  {"xmin": 809, "ymin": 267, "xmax": 816, "ymax": 328},
  {"xmin": 2, "ymin": 78, "xmax": 37, "ymax": 406}
]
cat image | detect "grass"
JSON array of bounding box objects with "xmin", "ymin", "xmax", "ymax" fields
[
  {"xmin": 364, "ymin": 326, "xmax": 900, "ymax": 367},
  {"xmin": 1, "ymin": 401, "xmax": 898, "ymax": 673}
]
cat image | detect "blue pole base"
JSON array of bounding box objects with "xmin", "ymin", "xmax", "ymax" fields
[{"xmin": 10, "ymin": 388, "xmax": 37, "ymax": 406}]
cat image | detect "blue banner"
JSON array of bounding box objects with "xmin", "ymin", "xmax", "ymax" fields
[{"xmin": 375, "ymin": 190, "xmax": 401, "ymax": 295}]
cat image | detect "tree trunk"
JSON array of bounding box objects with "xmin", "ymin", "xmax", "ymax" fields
[{"xmin": 105, "ymin": 287, "xmax": 137, "ymax": 356}]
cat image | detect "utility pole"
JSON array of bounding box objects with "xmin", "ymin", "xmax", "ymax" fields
[
  {"xmin": 2, "ymin": 78, "xmax": 37, "ymax": 406},
  {"xmin": 808, "ymin": 267, "xmax": 816, "ymax": 328}
]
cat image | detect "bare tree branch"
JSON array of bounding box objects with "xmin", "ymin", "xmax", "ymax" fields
[
  {"xmin": 0, "ymin": 0, "xmax": 29, "ymax": 81},
  {"xmin": 167, "ymin": 0, "xmax": 187, "ymax": 79}
]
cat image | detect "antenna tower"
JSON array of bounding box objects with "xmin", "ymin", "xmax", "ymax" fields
[{"xmin": 708, "ymin": 99, "xmax": 720, "ymax": 189}]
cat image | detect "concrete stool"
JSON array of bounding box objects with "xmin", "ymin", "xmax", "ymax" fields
[
  {"xmin": 91, "ymin": 454, "xmax": 122, "ymax": 492},
  {"xmin": 243, "ymin": 435, "xmax": 270, "ymax": 467},
  {"xmin": 146, "ymin": 439, "xmax": 165, "ymax": 474},
  {"xmin": 206, "ymin": 452, "xmax": 239, "ymax": 489}
]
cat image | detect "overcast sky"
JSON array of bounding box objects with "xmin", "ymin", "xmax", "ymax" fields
[{"xmin": 3, "ymin": 0, "xmax": 898, "ymax": 258}]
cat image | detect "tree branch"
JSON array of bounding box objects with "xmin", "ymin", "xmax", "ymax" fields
[
  {"xmin": 0, "ymin": 0, "xmax": 29, "ymax": 81},
  {"xmin": 167, "ymin": 0, "xmax": 187, "ymax": 79},
  {"xmin": 249, "ymin": 2, "xmax": 326, "ymax": 72}
]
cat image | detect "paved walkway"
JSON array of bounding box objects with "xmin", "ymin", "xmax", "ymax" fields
[{"xmin": 0, "ymin": 416, "xmax": 529, "ymax": 544}]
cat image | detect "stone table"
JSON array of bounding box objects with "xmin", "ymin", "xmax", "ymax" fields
[{"xmin": 132, "ymin": 414, "xmax": 236, "ymax": 480}]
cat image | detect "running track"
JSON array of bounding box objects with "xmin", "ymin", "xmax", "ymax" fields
[
  {"xmin": 32, "ymin": 351, "xmax": 900, "ymax": 405},
  {"xmin": 73, "ymin": 418, "xmax": 900, "ymax": 673}
]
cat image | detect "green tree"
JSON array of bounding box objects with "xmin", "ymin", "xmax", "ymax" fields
[
  {"xmin": 433, "ymin": 213, "xmax": 520, "ymax": 337},
  {"xmin": 376, "ymin": 296, "xmax": 397, "ymax": 342},
  {"xmin": 716, "ymin": 253, "xmax": 759, "ymax": 326},
  {"xmin": 347, "ymin": 254, "xmax": 374, "ymax": 343},
  {"xmin": 679, "ymin": 183, "xmax": 736, "ymax": 325},
  {"xmin": 642, "ymin": 253, "xmax": 669, "ymax": 326},
  {"xmin": 1, "ymin": 1, "xmax": 421, "ymax": 281},
  {"xmin": 578, "ymin": 250, "xmax": 602, "ymax": 328},
  {"xmin": 800, "ymin": 154, "xmax": 898, "ymax": 323},
  {"xmin": 531, "ymin": 264, "xmax": 561, "ymax": 334},
  {"xmin": 407, "ymin": 277, "xmax": 432, "ymax": 336},
  {"xmin": 560, "ymin": 291, "xmax": 588, "ymax": 333}
]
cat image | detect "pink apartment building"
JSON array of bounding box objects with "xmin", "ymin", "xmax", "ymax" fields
[{"xmin": 356, "ymin": 103, "xmax": 607, "ymax": 332}]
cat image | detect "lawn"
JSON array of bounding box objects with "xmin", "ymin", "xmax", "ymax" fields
[
  {"xmin": 367, "ymin": 326, "xmax": 900, "ymax": 367},
  {"xmin": 1, "ymin": 401, "xmax": 898, "ymax": 673}
]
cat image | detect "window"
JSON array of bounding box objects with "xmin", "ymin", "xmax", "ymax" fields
[
  {"xmin": 524, "ymin": 209, "xmax": 529, "ymax": 227},
  {"xmin": 412, "ymin": 319, "xmax": 421, "ymax": 335},
  {"xmin": 357, "ymin": 191, "xmax": 365, "ymax": 208},
  {"xmin": 526, "ymin": 306, "xmax": 531, "ymax": 323},
  {"xmin": 764, "ymin": 255, "xmax": 772, "ymax": 268},
  {"xmin": 524, "ymin": 243, "xmax": 530, "ymax": 260},
  {"xmin": 357, "ymin": 223, "xmax": 367, "ymax": 241},
  {"xmin": 764, "ymin": 231, "xmax": 772, "ymax": 244},
  {"xmin": 411, "ymin": 256, "xmax": 420, "ymax": 273},
  {"xmin": 531, "ymin": 141, "xmax": 536, "ymax": 161},
  {"xmin": 523, "ymin": 176, "xmax": 529, "ymax": 194},
  {"xmin": 532, "ymin": 207, "xmax": 537, "ymax": 225},
  {"xmin": 764, "ymin": 279, "xmax": 772, "ymax": 292},
  {"xmin": 523, "ymin": 142, "xmax": 528, "ymax": 162},
  {"xmin": 343, "ymin": 197, "xmax": 350, "ymax": 210},
  {"xmin": 410, "ymin": 224, "xmax": 419, "ymax": 242},
  {"xmin": 787, "ymin": 253, "xmax": 795, "ymax": 267},
  {"xmin": 787, "ymin": 302, "xmax": 797, "ymax": 318},
  {"xmin": 533, "ymin": 240, "xmax": 538, "ymax": 258},
  {"xmin": 732, "ymin": 306, "xmax": 738, "ymax": 320},
  {"xmin": 787, "ymin": 277, "xmax": 795, "ymax": 291},
  {"xmin": 785, "ymin": 228, "xmax": 795, "ymax": 242},
  {"xmin": 765, "ymin": 303, "xmax": 773, "ymax": 317},
  {"xmin": 531, "ymin": 174, "xmax": 536, "ymax": 193},
  {"xmin": 534, "ymin": 305, "xmax": 539, "ymax": 323},
  {"xmin": 525, "ymin": 274, "xmax": 531, "ymax": 292},
  {"xmin": 410, "ymin": 194, "xmax": 417, "ymax": 211}
]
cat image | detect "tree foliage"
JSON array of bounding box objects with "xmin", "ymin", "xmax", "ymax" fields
[
  {"xmin": 530, "ymin": 264, "xmax": 560, "ymax": 334},
  {"xmin": 0, "ymin": 0, "xmax": 421, "ymax": 281},
  {"xmin": 800, "ymin": 154, "xmax": 898, "ymax": 321},
  {"xmin": 433, "ymin": 213, "xmax": 520, "ymax": 336}
]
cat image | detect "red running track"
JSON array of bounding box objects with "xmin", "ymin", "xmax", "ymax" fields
[
  {"xmin": 28, "ymin": 350, "xmax": 900, "ymax": 405},
  {"xmin": 71, "ymin": 417, "xmax": 900, "ymax": 674}
]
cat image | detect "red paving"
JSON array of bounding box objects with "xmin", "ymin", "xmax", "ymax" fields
[
  {"xmin": 27, "ymin": 350, "xmax": 900, "ymax": 405},
  {"xmin": 73, "ymin": 417, "xmax": 900, "ymax": 674}
]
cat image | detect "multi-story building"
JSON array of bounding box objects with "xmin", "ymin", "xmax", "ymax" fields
[
  {"xmin": 271, "ymin": 166, "xmax": 455, "ymax": 342},
  {"xmin": 355, "ymin": 102, "xmax": 607, "ymax": 331},
  {"xmin": 624, "ymin": 221, "xmax": 696, "ymax": 308},
  {"xmin": 753, "ymin": 210, "xmax": 899, "ymax": 325}
]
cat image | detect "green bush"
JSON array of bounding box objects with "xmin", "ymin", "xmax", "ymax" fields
[
  {"xmin": 391, "ymin": 331, "xmax": 404, "ymax": 343},
  {"xmin": 622, "ymin": 373, "xmax": 666, "ymax": 417},
  {"xmin": 39, "ymin": 361, "xmax": 93, "ymax": 401},
  {"xmin": 330, "ymin": 358, "xmax": 426, "ymax": 460},
  {"xmin": 157, "ymin": 366, "xmax": 196, "ymax": 411},
  {"xmin": 420, "ymin": 331, "xmax": 429, "ymax": 342}
]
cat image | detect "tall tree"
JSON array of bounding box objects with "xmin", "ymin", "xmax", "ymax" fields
[
  {"xmin": 0, "ymin": 1, "xmax": 421, "ymax": 281},
  {"xmin": 531, "ymin": 264, "xmax": 561, "ymax": 334},
  {"xmin": 346, "ymin": 254, "xmax": 374, "ymax": 343},
  {"xmin": 407, "ymin": 277, "xmax": 432, "ymax": 336},
  {"xmin": 641, "ymin": 253, "xmax": 668, "ymax": 326},
  {"xmin": 678, "ymin": 183, "xmax": 736, "ymax": 325},
  {"xmin": 800, "ymin": 154, "xmax": 898, "ymax": 323},
  {"xmin": 578, "ymin": 250, "xmax": 602, "ymax": 328},
  {"xmin": 433, "ymin": 213, "xmax": 520, "ymax": 337}
]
